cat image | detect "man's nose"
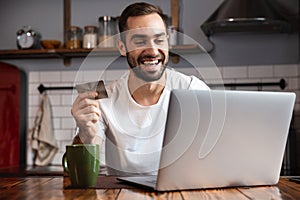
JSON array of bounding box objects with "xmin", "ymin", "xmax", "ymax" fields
[{"xmin": 144, "ymin": 42, "xmax": 159, "ymax": 55}]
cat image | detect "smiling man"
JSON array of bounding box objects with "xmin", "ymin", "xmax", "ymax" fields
[{"xmin": 71, "ymin": 2, "xmax": 209, "ymax": 175}]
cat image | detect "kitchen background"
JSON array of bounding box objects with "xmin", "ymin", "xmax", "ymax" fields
[{"xmin": 0, "ymin": 0, "xmax": 299, "ymax": 174}]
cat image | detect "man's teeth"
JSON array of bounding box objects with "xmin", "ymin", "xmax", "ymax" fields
[{"xmin": 143, "ymin": 60, "xmax": 159, "ymax": 65}]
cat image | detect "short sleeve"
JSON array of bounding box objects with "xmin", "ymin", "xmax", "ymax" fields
[{"xmin": 189, "ymin": 76, "xmax": 210, "ymax": 90}]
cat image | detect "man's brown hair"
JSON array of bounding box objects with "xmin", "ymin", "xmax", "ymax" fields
[{"xmin": 118, "ymin": 2, "xmax": 167, "ymax": 41}]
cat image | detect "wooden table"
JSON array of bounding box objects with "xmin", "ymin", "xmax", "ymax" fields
[{"xmin": 0, "ymin": 176, "xmax": 299, "ymax": 199}]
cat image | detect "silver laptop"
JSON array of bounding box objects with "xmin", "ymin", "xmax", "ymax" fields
[{"xmin": 118, "ymin": 89, "xmax": 295, "ymax": 191}]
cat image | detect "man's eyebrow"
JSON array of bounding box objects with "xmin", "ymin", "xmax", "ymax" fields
[
  {"xmin": 154, "ymin": 32, "xmax": 167, "ymax": 38},
  {"xmin": 130, "ymin": 32, "xmax": 167, "ymax": 41},
  {"xmin": 130, "ymin": 34, "xmax": 147, "ymax": 41}
]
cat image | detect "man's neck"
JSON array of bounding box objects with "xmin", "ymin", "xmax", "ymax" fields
[{"xmin": 128, "ymin": 71, "xmax": 166, "ymax": 106}]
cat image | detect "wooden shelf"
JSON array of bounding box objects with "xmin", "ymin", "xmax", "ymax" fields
[
  {"xmin": 0, "ymin": 44, "xmax": 203, "ymax": 60},
  {"xmin": 0, "ymin": 48, "xmax": 118, "ymax": 59}
]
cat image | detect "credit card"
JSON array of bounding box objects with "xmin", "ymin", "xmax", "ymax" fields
[{"xmin": 75, "ymin": 80, "xmax": 108, "ymax": 99}]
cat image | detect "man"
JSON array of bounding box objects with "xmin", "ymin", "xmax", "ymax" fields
[{"xmin": 71, "ymin": 2, "xmax": 209, "ymax": 175}]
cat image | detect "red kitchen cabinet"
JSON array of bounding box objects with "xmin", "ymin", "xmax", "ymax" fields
[{"xmin": 0, "ymin": 62, "xmax": 27, "ymax": 168}]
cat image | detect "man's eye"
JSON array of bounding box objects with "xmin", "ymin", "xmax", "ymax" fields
[
  {"xmin": 134, "ymin": 40, "xmax": 146, "ymax": 46},
  {"xmin": 155, "ymin": 38, "xmax": 167, "ymax": 45}
]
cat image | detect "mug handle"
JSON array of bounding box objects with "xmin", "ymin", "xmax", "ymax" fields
[{"xmin": 62, "ymin": 152, "xmax": 69, "ymax": 173}]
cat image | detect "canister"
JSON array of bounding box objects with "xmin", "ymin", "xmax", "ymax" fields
[
  {"xmin": 98, "ymin": 16, "xmax": 116, "ymax": 47},
  {"xmin": 65, "ymin": 26, "xmax": 82, "ymax": 49},
  {"xmin": 83, "ymin": 26, "xmax": 98, "ymax": 49}
]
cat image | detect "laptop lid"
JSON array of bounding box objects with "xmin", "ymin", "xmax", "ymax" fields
[{"xmin": 155, "ymin": 89, "xmax": 295, "ymax": 191}]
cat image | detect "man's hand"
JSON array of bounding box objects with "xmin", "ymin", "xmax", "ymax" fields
[{"xmin": 71, "ymin": 91, "xmax": 101, "ymax": 144}]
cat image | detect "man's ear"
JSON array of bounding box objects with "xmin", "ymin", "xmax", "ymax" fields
[{"xmin": 117, "ymin": 39, "xmax": 127, "ymax": 56}]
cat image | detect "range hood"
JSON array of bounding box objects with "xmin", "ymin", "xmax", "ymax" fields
[{"xmin": 201, "ymin": 0, "xmax": 299, "ymax": 36}]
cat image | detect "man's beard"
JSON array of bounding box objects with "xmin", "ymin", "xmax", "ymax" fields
[{"xmin": 126, "ymin": 52, "xmax": 167, "ymax": 82}]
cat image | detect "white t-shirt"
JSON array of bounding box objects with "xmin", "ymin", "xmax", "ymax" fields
[{"xmin": 98, "ymin": 68, "xmax": 209, "ymax": 175}]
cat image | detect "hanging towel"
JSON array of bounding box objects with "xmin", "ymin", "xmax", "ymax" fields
[{"xmin": 29, "ymin": 93, "xmax": 58, "ymax": 166}]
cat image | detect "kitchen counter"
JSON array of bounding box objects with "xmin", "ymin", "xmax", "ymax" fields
[{"xmin": 0, "ymin": 176, "xmax": 300, "ymax": 199}]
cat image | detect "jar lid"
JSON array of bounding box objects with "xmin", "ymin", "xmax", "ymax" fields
[
  {"xmin": 69, "ymin": 26, "xmax": 82, "ymax": 32},
  {"xmin": 84, "ymin": 25, "xmax": 97, "ymax": 29},
  {"xmin": 99, "ymin": 16, "xmax": 114, "ymax": 22},
  {"xmin": 84, "ymin": 25, "xmax": 98, "ymax": 32}
]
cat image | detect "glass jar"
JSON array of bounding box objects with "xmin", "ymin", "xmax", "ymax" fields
[
  {"xmin": 98, "ymin": 16, "xmax": 116, "ymax": 47},
  {"xmin": 65, "ymin": 26, "xmax": 82, "ymax": 49},
  {"xmin": 83, "ymin": 25, "xmax": 98, "ymax": 49}
]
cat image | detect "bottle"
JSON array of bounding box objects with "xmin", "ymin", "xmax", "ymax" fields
[
  {"xmin": 98, "ymin": 16, "xmax": 116, "ymax": 47},
  {"xmin": 65, "ymin": 26, "xmax": 82, "ymax": 49},
  {"xmin": 167, "ymin": 25, "xmax": 178, "ymax": 46},
  {"xmin": 83, "ymin": 26, "xmax": 98, "ymax": 49}
]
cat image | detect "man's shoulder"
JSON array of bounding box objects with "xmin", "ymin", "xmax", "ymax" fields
[
  {"xmin": 166, "ymin": 68, "xmax": 209, "ymax": 90},
  {"xmin": 166, "ymin": 67, "xmax": 186, "ymax": 76},
  {"xmin": 166, "ymin": 68, "xmax": 192, "ymax": 89}
]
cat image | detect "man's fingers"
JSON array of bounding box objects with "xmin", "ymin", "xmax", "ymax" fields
[
  {"xmin": 73, "ymin": 91, "xmax": 98, "ymax": 107},
  {"xmin": 76, "ymin": 112, "xmax": 100, "ymax": 125},
  {"xmin": 72, "ymin": 92, "xmax": 99, "ymax": 114},
  {"xmin": 76, "ymin": 105, "xmax": 101, "ymax": 118},
  {"xmin": 78, "ymin": 91, "xmax": 98, "ymax": 100},
  {"xmin": 78, "ymin": 99, "xmax": 99, "ymax": 111}
]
